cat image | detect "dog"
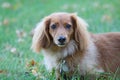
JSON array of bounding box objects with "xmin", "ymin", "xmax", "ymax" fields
[{"xmin": 31, "ymin": 12, "xmax": 120, "ymax": 79}]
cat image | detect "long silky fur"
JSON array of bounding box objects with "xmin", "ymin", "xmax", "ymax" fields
[
  {"xmin": 71, "ymin": 13, "xmax": 90, "ymax": 52},
  {"xmin": 31, "ymin": 17, "xmax": 51, "ymax": 52}
]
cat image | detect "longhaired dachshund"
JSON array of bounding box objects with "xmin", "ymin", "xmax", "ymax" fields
[{"xmin": 31, "ymin": 12, "xmax": 120, "ymax": 79}]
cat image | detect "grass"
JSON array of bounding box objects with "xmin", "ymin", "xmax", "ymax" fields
[{"xmin": 0, "ymin": 0, "xmax": 120, "ymax": 80}]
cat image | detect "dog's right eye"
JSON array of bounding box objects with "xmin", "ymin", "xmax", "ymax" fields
[
  {"xmin": 66, "ymin": 24, "xmax": 71, "ymax": 29},
  {"xmin": 51, "ymin": 24, "xmax": 56, "ymax": 29}
]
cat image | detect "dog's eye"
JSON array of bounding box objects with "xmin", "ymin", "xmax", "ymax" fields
[
  {"xmin": 51, "ymin": 24, "xmax": 56, "ymax": 29},
  {"xmin": 66, "ymin": 24, "xmax": 71, "ymax": 29}
]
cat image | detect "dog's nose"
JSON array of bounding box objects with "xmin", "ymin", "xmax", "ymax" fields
[{"xmin": 58, "ymin": 36, "xmax": 66, "ymax": 44}]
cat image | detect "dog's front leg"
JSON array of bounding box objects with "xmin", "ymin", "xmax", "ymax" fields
[{"xmin": 55, "ymin": 70, "xmax": 61, "ymax": 80}]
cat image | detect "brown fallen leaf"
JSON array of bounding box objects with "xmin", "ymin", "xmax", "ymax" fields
[
  {"xmin": 30, "ymin": 59, "xmax": 36, "ymax": 66},
  {"xmin": 26, "ymin": 59, "xmax": 37, "ymax": 68},
  {"xmin": 101, "ymin": 15, "xmax": 112, "ymax": 22},
  {"xmin": 0, "ymin": 70, "xmax": 7, "ymax": 74},
  {"xmin": 16, "ymin": 30, "xmax": 27, "ymax": 38},
  {"xmin": 3, "ymin": 18, "xmax": 9, "ymax": 25}
]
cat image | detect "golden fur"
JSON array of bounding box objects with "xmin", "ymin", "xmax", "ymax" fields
[{"xmin": 31, "ymin": 12, "xmax": 120, "ymax": 79}]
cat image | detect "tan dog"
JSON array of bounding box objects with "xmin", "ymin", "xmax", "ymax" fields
[{"xmin": 31, "ymin": 12, "xmax": 120, "ymax": 79}]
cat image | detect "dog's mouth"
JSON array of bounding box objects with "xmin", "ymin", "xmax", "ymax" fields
[
  {"xmin": 54, "ymin": 41, "xmax": 66, "ymax": 47},
  {"xmin": 57, "ymin": 43, "xmax": 66, "ymax": 47}
]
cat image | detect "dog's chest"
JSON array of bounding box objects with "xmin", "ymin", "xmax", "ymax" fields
[
  {"xmin": 42, "ymin": 50, "xmax": 62, "ymax": 71},
  {"xmin": 42, "ymin": 41, "xmax": 104, "ymax": 75},
  {"xmin": 42, "ymin": 51, "xmax": 72, "ymax": 73},
  {"xmin": 42, "ymin": 40, "xmax": 77, "ymax": 71}
]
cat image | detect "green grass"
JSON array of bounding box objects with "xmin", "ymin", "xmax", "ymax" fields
[{"xmin": 0, "ymin": 0, "xmax": 120, "ymax": 80}]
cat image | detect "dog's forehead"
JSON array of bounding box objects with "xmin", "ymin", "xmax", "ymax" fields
[{"xmin": 49, "ymin": 13, "xmax": 72, "ymax": 23}]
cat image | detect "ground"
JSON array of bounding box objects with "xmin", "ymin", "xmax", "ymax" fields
[{"xmin": 0, "ymin": 0, "xmax": 120, "ymax": 80}]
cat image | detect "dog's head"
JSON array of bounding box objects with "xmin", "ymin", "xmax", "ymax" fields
[{"xmin": 31, "ymin": 12, "xmax": 89, "ymax": 52}]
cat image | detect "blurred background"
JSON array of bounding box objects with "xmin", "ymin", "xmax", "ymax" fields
[{"xmin": 0, "ymin": 0, "xmax": 120, "ymax": 80}]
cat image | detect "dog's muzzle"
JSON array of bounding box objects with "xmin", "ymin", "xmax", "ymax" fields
[{"xmin": 57, "ymin": 36, "xmax": 66, "ymax": 45}]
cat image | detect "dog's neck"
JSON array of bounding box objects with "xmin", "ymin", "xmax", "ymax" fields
[
  {"xmin": 42, "ymin": 40, "xmax": 78, "ymax": 71},
  {"xmin": 49, "ymin": 40, "xmax": 78, "ymax": 58}
]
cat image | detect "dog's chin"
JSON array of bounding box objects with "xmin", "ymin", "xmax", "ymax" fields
[
  {"xmin": 57, "ymin": 44, "xmax": 66, "ymax": 47},
  {"xmin": 55, "ymin": 43, "xmax": 66, "ymax": 47}
]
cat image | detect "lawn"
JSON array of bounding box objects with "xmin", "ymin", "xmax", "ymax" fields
[{"xmin": 0, "ymin": 0, "xmax": 120, "ymax": 80}]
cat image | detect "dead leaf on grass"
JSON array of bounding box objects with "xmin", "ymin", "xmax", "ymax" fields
[
  {"xmin": 17, "ymin": 38, "xmax": 24, "ymax": 43},
  {"xmin": 1, "ymin": 2, "xmax": 11, "ymax": 9},
  {"xmin": 3, "ymin": 18, "xmax": 9, "ymax": 25},
  {"xmin": 31, "ymin": 67, "xmax": 38, "ymax": 76},
  {"xmin": 93, "ymin": 2, "xmax": 99, "ymax": 7},
  {"xmin": 101, "ymin": 15, "xmax": 112, "ymax": 23},
  {"xmin": 62, "ymin": 4, "xmax": 69, "ymax": 10},
  {"xmin": 10, "ymin": 47, "xmax": 17, "ymax": 54},
  {"xmin": 25, "ymin": 59, "xmax": 40, "ymax": 76},
  {"xmin": 0, "ymin": 70, "xmax": 7, "ymax": 74},
  {"xmin": 28, "ymin": 59, "xmax": 37, "ymax": 67},
  {"xmin": 25, "ymin": 59, "xmax": 38, "ymax": 71},
  {"xmin": 16, "ymin": 30, "xmax": 27, "ymax": 38},
  {"xmin": 61, "ymin": 4, "xmax": 78, "ymax": 11}
]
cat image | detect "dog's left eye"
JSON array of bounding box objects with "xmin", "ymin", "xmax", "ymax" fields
[
  {"xmin": 66, "ymin": 24, "xmax": 71, "ymax": 29},
  {"xmin": 51, "ymin": 24, "xmax": 56, "ymax": 29}
]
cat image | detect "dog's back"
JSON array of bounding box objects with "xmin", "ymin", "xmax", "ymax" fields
[{"xmin": 92, "ymin": 32, "xmax": 120, "ymax": 75}]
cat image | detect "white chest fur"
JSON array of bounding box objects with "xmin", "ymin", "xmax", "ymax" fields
[
  {"xmin": 42, "ymin": 50, "xmax": 61, "ymax": 71},
  {"xmin": 42, "ymin": 40, "xmax": 104, "ymax": 75},
  {"xmin": 42, "ymin": 40, "xmax": 77, "ymax": 71}
]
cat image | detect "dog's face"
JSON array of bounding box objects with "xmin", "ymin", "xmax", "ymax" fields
[
  {"xmin": 32, "ymin": 12, "xmax": 89, "ymax": 52},
  {"xmin": 49, "ymin": 13, "xmax": 74, "ymax": 47}
]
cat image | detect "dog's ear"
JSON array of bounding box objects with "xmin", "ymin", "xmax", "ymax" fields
[
  {"xmin": 31, "ymin": 17, "xmax": 51, "ymax": 53},
  {"xmin": 71, "ymin": 13, "xmax": 89, "ymax": 52}
]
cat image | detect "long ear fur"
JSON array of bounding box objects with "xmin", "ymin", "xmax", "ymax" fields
[
  {"xmin": 71, "ymin": 13, "xmax": 90, "ymax": 52},
  {"xmin": 31, "ymin": 17, "xmax": 51, "ymax": 53}
]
